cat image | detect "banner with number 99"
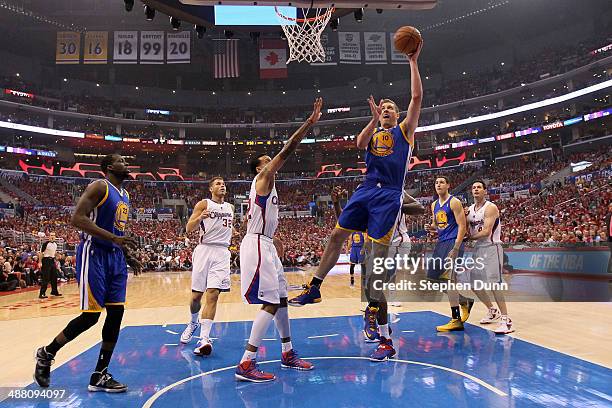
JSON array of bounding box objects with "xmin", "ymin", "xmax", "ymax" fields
[{"xmin": 140, "ymin": 31, "xmax": 165, "ymax": 64}]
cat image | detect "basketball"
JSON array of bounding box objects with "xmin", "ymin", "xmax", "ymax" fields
[{"xmin": 394, "ymin": 26, "xmax": 422, "ymax": 55}]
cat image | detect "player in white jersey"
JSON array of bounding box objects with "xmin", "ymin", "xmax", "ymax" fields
[
  {"xmin": 235, "ymin": 98, "xmax": 323, "ymax": 383},
  {"xmin": 180, "ymin": 177, "xmax": 235, "ymax": 355},
  {"xmin": 465, "ymin": 180, "xmax": 514, "ymax": 334}
]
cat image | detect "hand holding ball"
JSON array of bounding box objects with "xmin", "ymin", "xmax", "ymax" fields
[{"xmin": 394, "ymin": 26, "xmax": 422, "ymax": 56}]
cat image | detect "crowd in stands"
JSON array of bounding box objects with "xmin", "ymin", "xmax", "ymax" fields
[{"xmin": 0, "ymin": 144, "xmax": 609, "ymax": 293}]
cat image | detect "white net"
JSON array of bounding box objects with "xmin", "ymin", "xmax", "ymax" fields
[{"xmin": 276, "ymin": 7, "xmax": 335, "ymax": 64}]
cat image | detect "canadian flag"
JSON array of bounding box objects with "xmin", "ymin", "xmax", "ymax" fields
[{"xmin": 259, "ymin": 39, "xmax": 288, "ymax": 79}]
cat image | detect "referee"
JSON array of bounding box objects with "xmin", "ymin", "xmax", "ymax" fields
[{"xmin": 39, "ymin": 232, "xmax": 62, "ymax": 299}]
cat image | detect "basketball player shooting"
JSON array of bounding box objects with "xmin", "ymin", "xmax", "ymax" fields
[
  {"xmin": 34, "ymin": 154, "xmax": 141, "ymax": 392},
  {"xmin": 235, "ymin": 98, "xmax": 323, "ymax": 383},
  {"xmin": 289, "ymin": 42, "xmax": 423, "ymax": 362}
]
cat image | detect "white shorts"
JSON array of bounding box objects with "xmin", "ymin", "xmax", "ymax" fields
[
  {"xmin": 240, "ymin": 234, "xmax": 287, "ymax": 305},
  {"xmin": 191, "ymin": 244, "xmax": 231, "ymax": 292},
  {"xmin": 467, "ymin": 244, "xmax": 503, "ymax": 284}
]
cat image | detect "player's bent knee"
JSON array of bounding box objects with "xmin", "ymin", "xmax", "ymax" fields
[{"xmin": 64, "ymin": 312, "xmax": 101, "ymax": 340}]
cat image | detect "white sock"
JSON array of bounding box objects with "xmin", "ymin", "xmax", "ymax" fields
[
  {"xmin": 191, "ymin": 312, "xmax": 199, "ymax": 324},
  {"xmin": 380, "ymin": 324, "xmax": 390, "ymax": 339},
  {"xmin": 273, "ymin": 307, "xmax": 291, "ymax": 339},
  {"xmin": 281, "ymin": 341, "xmax": 293, "ymax": 353},
  {"xmin": 241, "ymin": 350, "xmax": 257, "ymax": 363},
  {"xmin": 200, "ymin": 319, "xmax": 213, "ymax": 339},
  {"xmin": 248, "ymin": 310, "xmax": 275, "ymax": 349}
]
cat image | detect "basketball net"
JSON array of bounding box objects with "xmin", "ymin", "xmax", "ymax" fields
[{"xmin": 275, "ymin": 6, "xmax": 335, "ymax": 64}]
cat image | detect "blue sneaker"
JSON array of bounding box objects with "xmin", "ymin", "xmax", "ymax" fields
[
  {"xmin": 369, "ymin": 337, "xmax": 396, "ymax": 362},
  {"xmin": 288, "ymin": 284, "xmax": 322, "ymax": 307},
  {"xmin": 363, "ymin": 306, "xmax": 380, "ymax": 342}
]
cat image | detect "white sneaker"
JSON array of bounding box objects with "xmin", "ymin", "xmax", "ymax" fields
[
  {"xmin": 480, "ymin": 307, "xmax": 501, "ymax": 324},
  {"xmin": 193, "ymin": 338, "xmax": 213, "ymax": 356},
  {"xmin": 493, "ymin": 316, "xmax": 515, "ymax": 334},
  {"xmin": 389, "ymin": 302, "xmax": 402, "ymax": 307},
  {"xmin": 180, "ymin": 322, "xmax": 200, "ymax": 344},
  {"xmin": 390, "ymin": 313, "xmax": 401, "ymax": 324}
]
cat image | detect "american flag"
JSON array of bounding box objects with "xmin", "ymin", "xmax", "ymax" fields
[{"xmin": 213, "ymin": 39, "xmax": 240, "ymax": 79}]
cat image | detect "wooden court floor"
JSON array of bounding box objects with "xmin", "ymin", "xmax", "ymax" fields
[{"xmin": 0, "ymin": 271, "xmax": 611, "ymax": 388}]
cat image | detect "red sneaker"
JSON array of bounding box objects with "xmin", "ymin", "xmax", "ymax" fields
[
  {"xmin": 281, "ymin": 349, "xmax": 314, "ymax": 371},
  {"xmin": 235, "ymin": 359, "xmax": 276, "ymax": 383}
]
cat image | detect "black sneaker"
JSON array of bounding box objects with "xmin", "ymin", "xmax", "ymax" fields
[
  {"xmin": 88, "ymin": 370, "xmax": 128, "ymax": 393},
  {"xmin": 50, "ymin": 293, "xmax": 63, "ymax": 297},
  {"xmin": 39, "ymin": 295, "xmax": 48, "ymax": 299},
  {"xmin": 34, "ymin": 347, "xmax": 54, "ymax": 387}
]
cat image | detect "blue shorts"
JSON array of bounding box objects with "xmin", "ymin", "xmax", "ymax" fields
[
  {"xmin": 337, "ymin": 184, "xmax": 402, "ymax": 245},
  {"xmin": 426, "ymin": 239, "xmax": 465, "ymax": 281},
  {"xmin": 76, "ymin": 241, "xmax": 128, "ymax": 312},
  {"xmin": 350, "ymin": 246, "xmax": 365, "ymax": 264}
]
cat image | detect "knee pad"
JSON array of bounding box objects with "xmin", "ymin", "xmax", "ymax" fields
[{"xmin": 102, "ymin": 305, "xmax": 124, "ymax": 343}]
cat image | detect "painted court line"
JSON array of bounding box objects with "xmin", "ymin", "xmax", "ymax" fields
[
  {"xmin": 308, "ymin": 334, "xmax": 339, "ymax": 339},
  {"xmin": 401, "ymin": 330, "xmax": 415, "ymax": 333},
  {"xmin": 164, "ymin": 343, "xmax": 178, "ymax": 346},
  {"xmin": 165, "ymin": 330, "xmax": 178, "ymax": 335},
  {"xmin": 141, "ymin": 356, "xmax": 508, "ymax": 407}
]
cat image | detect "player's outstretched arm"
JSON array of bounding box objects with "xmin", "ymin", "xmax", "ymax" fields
[
  {"xmin": 468, "ymin": 204, "xmax": 500, "ymax": 241},
  {"xmin": 356, "ymin": 96, "xmax": 382, "ymax": 150},
  {"xmin": 400, "ymin": 41, "xmax": 423, "ymax": 146},
  {"xmin": 186, "ymin": 199, "xmax": 209, "ymax": 234},
  {"xmin": 71, "ymin": 180, "xmax": 137, "ymax": 250},
  {"xmin": 402, "ymin": 193, "xmax": 426, "ymax": 215},
  {"xmin": 259, "ymin": 98, "xmax": 323, "ymax": 186}
]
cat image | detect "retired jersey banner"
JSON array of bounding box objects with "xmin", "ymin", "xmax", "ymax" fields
[
  {"xmin": 364, "ymin": 32, "xmax": 387, "ymax": 65},
  {"xmin": 338, "ymin": 32, "xmax": 362, "ymax": 64},
  {"xmin": 56, "ymin": 32, "xmax": 81, "ymax": 64},
  {"xmin": 113, "ymin": 31, "xmax": 138, "ymax": 64},
  {"xmin": 390, "ymin": 32, "xmax": 408, "ymax": 64},
  {"xmin": 140, "ymin": 31, "xmax": 165, "ymax": 64},
  {"xmin": 259, "ymin": 39, "xmax": 288, "ymax": 79},
  {"xmin": 310, "ymin": 32, "xmax": 338, "ymax": 66},
  {"xmin": 166, "ymin": 31, "xmax": 191, "ymax": 64},
  {"xmin": 83, "ymin": 31, "xmax": 108, "ymax": 64}
]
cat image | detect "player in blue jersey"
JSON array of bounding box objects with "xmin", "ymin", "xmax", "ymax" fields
[
  {"xmin": 34, "ymin": 154, "xmax": 141, "ymax": 392},
  {"xmin": 290, "ymin": 42, "xmax": 423, "ymax": 362},
  {"xmin": 427, "ymin": 175, "xmax": 473, "ymax": 332},
  {"xmin": 347, "ymin": 231, "xmax": 366, "ymax": 287}
]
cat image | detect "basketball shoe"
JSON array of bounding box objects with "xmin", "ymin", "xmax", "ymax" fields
[
  {"xmin": 180, "ymin": 321, "xmax": 201, "ymax": 344},
  {"xmin": 363, "ymin": 306, "xmax": 380, "ymax": 342},
  {"xmin": 235, "ymin": 360, "xmax": 276, "ymax": 383},
  {"xmin": 460, "ymin": 297, "xmax": 474, "ymax": 323},
  {"xmin": 281, "ymin": 350, "xmax": 314, "ymax": 370},
  {"xmin": 88, "ymin": 369, "xmax": 127, "ymax": 393},
  {"xmin": 194, "ymin": 338, "xmax": 213, "ymax": 356},
  {"xmin": 493, "ymin": 316, "xmax": 515, "ymax": 334},
  {"xmin": 369, "ymin": 337, "xmax": 396, "ymax": 362},
  {"xmin": 436, "ymin": 318, "xmax": 464, "ymax": 332},
  {"xmin": 480, "ymin": 307, "xmax": 501, "ymax": 324},
  {"xmin": 288, "ymin": 284, "xmax": 321, "ymax": 307},
  {"xmin": 34, "ymin": 347, "xmax": 55, "ymax": 387}
]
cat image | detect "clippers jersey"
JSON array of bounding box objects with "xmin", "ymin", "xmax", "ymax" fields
[
  {"xmin": 82, "ymin": 179, "xmax": 130, "ymax": 248},
  {"xmin": 434, "ymin": 195, "xmax": 459, "ymax": 242},
  {"xmin": 364, "ymin": 123, "xmax": 413, "ymax": 190},
  {"xmin": 391, "ymin": 214, "xmax": 411, "ymax": 248},
  {"xmin": 467, "ymin": 201, "xmax": 501, "ymax": 246},
  {"xmin": 199, "ymin": 199, "xmax": 233, "ymax": 246},
  {"xmin": 246, "ymin": 175, "xmax": 279, "ymax": 238}
]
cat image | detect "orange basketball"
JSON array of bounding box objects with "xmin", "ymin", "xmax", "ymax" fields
[{"xmin": 394, "ymin": 26, "xmax": 422, "ymax": 55}]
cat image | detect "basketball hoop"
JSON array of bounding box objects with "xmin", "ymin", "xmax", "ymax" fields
[{"xmin": 275, "ymin": 6, "xmax": 335, "ymax": 64}]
